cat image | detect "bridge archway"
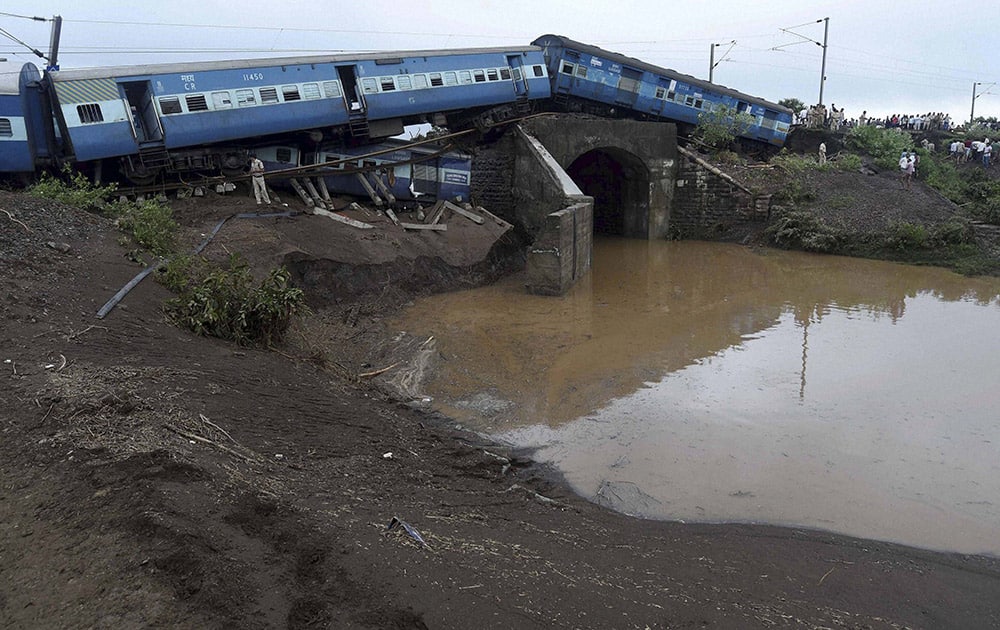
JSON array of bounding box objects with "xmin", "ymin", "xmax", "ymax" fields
[{"xmin": 567, "ymin": 147, "xmax": 649, "ymax": 237}]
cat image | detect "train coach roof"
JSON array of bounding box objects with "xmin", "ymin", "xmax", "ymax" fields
[
  {"xmin": 47, "ymin": 46, "xmax": 543, "ymax": 82},
  {"xmin": 0, "ymin": 63, "xmax": 38, "ymax": 94},
  {"xmin": 533, "ymin": 34, "xmax": 792, "ymax": 114}
]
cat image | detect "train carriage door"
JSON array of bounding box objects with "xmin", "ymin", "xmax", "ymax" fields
[
  {"xmin": 122, "ymin": 81, "xmax": 163, "ymax": 144},
  {"xmin": 336, "ymin": 65, "xmax": 366, "ymax": 113},
  {"xmin": 506, "ymin": 55, "xmax": 528, "ymax": 97},
  {"xmin": 616, "ymin": 66, "xmax": 642, "ymax": 108}
]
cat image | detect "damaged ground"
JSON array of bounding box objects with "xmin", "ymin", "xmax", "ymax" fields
[{"xmin": 2, "ymin": 173, "xmax": 1000, "ymax": 630}]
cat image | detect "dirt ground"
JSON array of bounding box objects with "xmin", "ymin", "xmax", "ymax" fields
[{"xmin": 3, "ymin": 165, "xmax": 1000, "ymax": 630}]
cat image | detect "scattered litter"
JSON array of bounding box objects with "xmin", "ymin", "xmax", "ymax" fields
[
  {"xmin": 274, "ymin": 453, "xmax": 284, "ymax": 460},
  {"xmin": 382, "ymin": 452, "xmax": 393, "ymax": 459},
  {"xmin": 386, "ymin": 516, "xmax": 429, "ymax": 548}
]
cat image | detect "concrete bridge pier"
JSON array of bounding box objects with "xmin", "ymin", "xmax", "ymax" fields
[{"xmin": 512, "ymin": 116, "xmax": 676, "ymax": 295}]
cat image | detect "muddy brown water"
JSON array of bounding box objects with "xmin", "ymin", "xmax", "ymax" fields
[{"xmin": 391, "ymin": 239, "xmax": 1000, "ymax": 556}]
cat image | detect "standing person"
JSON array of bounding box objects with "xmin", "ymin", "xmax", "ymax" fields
[
  {"xmin": 899, "ymin": 152, "xmax": 912, "ymax": 189},
  {"xmin": 818, "ymin": 141, "xmax": 827, "ymax": 165},
  {"xmin": 249, "ymin": 153, "xmax": 271, "ymax": 205},
  {"xmin": 984, "ymin": 142, "xmax": 993, "ymax": 168}
]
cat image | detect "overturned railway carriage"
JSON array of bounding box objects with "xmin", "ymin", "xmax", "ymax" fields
[
  {"xmin": 532, "ymin": 34, "xmax": 793, "ymax": 147},
  {"xmin": 3, "ymin": 46, "xmax": 549, "ymax": 183},
  {"xmin": 256, "ymin": 140, "xmax": 472, "ymax": 203}
]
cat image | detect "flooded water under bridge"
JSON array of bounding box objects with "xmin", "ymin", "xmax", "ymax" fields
[{"xmin": 390, "ymin": 239, "xmax": 1000, "ymax": 556}]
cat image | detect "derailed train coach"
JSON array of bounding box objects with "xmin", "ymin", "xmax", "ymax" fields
[
  {"xmin": 0, "ymin": 46, "xmax": 549, "ymax": 183},
  {"xmin": 256, "ymin": 139, "xmax": 473, "ymax": 204},
  {"xmin": 532, "ymin": 34, "xmax": 793, "ymax": 148},
  {"xmin": 0, "ymin": 63, "xmax": 55, "ymax": 176}
]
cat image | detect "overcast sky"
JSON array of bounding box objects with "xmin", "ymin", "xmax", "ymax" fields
[{"xmin": 2, "ymin": 0, "xmax": 998, "ymax": 123}]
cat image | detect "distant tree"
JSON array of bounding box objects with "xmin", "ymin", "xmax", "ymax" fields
[
  {"xmin": 778, "ymin": 97, "xmax": 806, "ymax": 113},
  {"xmin": 695, "ymin": 105, "xmax": 755, "ymax": 151}
]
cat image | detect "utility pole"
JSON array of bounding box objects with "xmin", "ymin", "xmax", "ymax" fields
[
  {"xmin": 46, "ymin": 15, "xmax": 62, "ymax": 71},
  {"xmin": 709, "ymin": 40, "xmax": 735, "ymax": 83},
  {"xmin": 971, "ymin": 82, "xmax": 996, "ymax": 125},
  {"xmin": 818, "ymin": 17, "xmax": 829, "ymax": 106},
  {"xmin": 776, "ymin": 18, "xmax": 829, "ymax": 105}
]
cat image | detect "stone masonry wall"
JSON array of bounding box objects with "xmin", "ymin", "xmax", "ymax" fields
[
  {"xmin": 671, "ymin": 155, "xmax": 756, "ymax": 236},
  {"xmin": 470, "ymin": 135, "xmax": 516, "ymax": 221}
]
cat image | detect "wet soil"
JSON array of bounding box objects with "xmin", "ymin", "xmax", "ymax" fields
[{"xmin": 2, "ymin": 176, "xmax": 1000, "ymax": 630}]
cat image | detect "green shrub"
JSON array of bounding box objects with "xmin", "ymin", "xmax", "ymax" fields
[
  {"xmin": 164, "ymin": 254, "xmax": 306, "ymax": 347},
  {"xmin": 696, "ymin": 105, "xmax": 755, "ymax": 150},
  {"xmin": 109, "ymin": 198, "xmax": 177, "ymax": 257},
  {"xmin": 885, "ymin": 222, "xmax": 929, "ymax": 250},
  {"xmin": 834, "ymin": 153, "xmax": 863, "ymax": 172},
  {"xmin": 846, "ymin": 126, "xmax": 911, "ymax": 170},
  {"xmin": 765, "ymin": 209, "xmax": 841, "ymax": 252},
  {"xmin": 27, "ymin": 165, "xmax": 117, "ymax": 211}
]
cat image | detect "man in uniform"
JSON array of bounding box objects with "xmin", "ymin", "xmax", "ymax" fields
[{"xmin": 249, "ymin": 153, "xmax": 271, "ymax": 205}]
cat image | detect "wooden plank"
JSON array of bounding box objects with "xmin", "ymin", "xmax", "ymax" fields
[
  {"xmin": 385, "ymin": 209, "xmax": 400, "ymax": 225},
  {"xmin": 444, "ymin": 201, "xmax": 484, "ymax": 224},
  {"xmin": 401, "ymin": 222, "xmax": 447, "ymax": 231},
  {"xmin": 355, "ymin": 173, "xmax": 383, "ymax": 206},
  {"xmin": 313, "ymin": 207, "xmax": 375, "ymax": 229},
  {"xmin": 475, "ymin": 206, "xmax": 513, "ymax": 229},
  {"xmin": 371, "ymin": 173, "xmax": 397, "ymax": 204},
  {"xmin": 289, "ymin": 178, "xmax": 315, "ymax": 209},
  {"xmin": 427, "ymin": 200, "xmax": 447, "ymax": 225}
]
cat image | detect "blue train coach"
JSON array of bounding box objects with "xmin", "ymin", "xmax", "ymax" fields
[
  {"xmin": 255, "ymin": 139, "xmax": 473, "ymax": 204},
  {"xmin": 44, "ymin": 46, "xmax": 550, "ymax": 184},
  {"xmin": 0, "ymin": 63, "xmax": 52, "ymax": 175},
  {"xmin": 532, "ymin": 35, "xmax": 793, "ymax": 148}
]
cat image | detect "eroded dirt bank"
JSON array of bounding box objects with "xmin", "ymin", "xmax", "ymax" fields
[{"xmin": 2, "ymin": 188, "xmax": 1000, "ymax": 629}]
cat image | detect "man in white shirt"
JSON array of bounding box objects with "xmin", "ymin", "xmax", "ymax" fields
[{"xmin": 249, "ymin": 154, "xmax": 271, "ymax": 205}]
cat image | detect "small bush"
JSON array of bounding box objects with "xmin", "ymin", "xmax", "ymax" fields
[
  {"xmin": 765, "ymin": 209, "xmax": 841, "ymax": 252},
  {"xmin": 834, "ymin": 153, "xmax": 863, "ymax": 172},
  {"xmin": 27, "ymin": 165, "xmax": 117, "ymax": 211},
  {"xmin": 110, "ymin": 198, "xmax": 177, "ymax": 257},
  {"xmin": 164, "ymin": 254, "xmax": 306, "ymax": 347},
  {"xmin": 846, "ymin": 126, "xmax": 911, "ymax": 170},
  {"xmin": 885, "ymin": 222, "xmax": 929, "ymax": 250}
]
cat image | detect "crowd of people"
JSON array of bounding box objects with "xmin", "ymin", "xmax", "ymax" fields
[{"xmin": 796, "ymin": 105, "xmax": 954, "ymax": 132}]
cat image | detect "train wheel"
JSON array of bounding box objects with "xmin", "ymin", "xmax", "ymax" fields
[
  {"xmin": 220, "ymin": 151, "xmax": 247, "ymax": 177},
  {"xmin": 124, "ymin": 163, "xmax": 159, "ymax": 186}
]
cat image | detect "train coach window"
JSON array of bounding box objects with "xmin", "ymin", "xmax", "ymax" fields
[
  {"xmin": 500, "ymin": 68, "xmax": 512, "ymax": 81},
  {"xmin": 302, "ymin": 83, "xmax": 321, "ymax": 99},
  {"xmin": 444, "ymin": 72, "xmax": 457, "ymax": 86},
  {"xmin": 655, "ymin": 87, "xmax": 666, "ymax": 99},
  {"xmin": 260, "ymin": 87, "xmax": 279, "ymax": 104},
  {"xmin": 473, "ymin": 70, "xmax": 486, "ymax": 83},
  {"xmin": 0, "ymin": 118, "xmax": 11, "ymax": 136},
  {"xmin": 487, "ymin": 69, "xmax": 499, "ymax": 81},
  {"xmin": 458, "ymin": 70, "xmax": 472, "ymax": 85},
  {"xmin": 413, "ymin": 74, "xmax": 428, "ymax": 89},
  {"xmin": 212, "ymin": 91, "xmax": 233, "ymax": 109},
  {"xmin": 429, "ymin": 73, "xmax": 443, "ymax": 87},
  {"xmin": 397, "ymin": 76, "xmax": 412, "ymax": 90},
  {"xmin": 560, "ymin": 61, "xmax": 574, "ymax": 75},
  {"xmin": 323, "ymin": 81, "xmax": 342, "ymax": 98},
  {"xmin": 380, "ymin": 77, "xmax": 396, "ymax": 91},
  {"xmin": 361, "ymin": 78, "xmax": 378, "ymax": 94},
  {"xmin": 694, "ymin": 99, "xmax": 704, "ymax": 109},
  {"xmin": 575, "ymin": 66, "xmax": 587, "ymax": 78},
  {"xmin": 282, "ymin": 85, "xmax": 302, "ymax": 101},
  {"xmin": 159, "ymin": 97, "xmax": 182, "ymax": 115},
  {"xmin": 533, "ymin": 65, "xmax": 545, "ymax": 77},
  {"xmin": 667, "ymin": 91, "xmax": 676, "ymax": 101},
  {"xmin": 77, "ymin": 103, "xmax": 104, "ymax": 123},
  {"xmin": 236, "ymin": 89, "xmax": 257, "ymax": 107},
  {"xmin": 186, "ymin": 95, "xmax": 208, "ymax": 112}
]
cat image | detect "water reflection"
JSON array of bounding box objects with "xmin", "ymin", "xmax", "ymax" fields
[{"xmin": 391, "ymin": 239, "xmax": 1000, "ymax": 555}]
